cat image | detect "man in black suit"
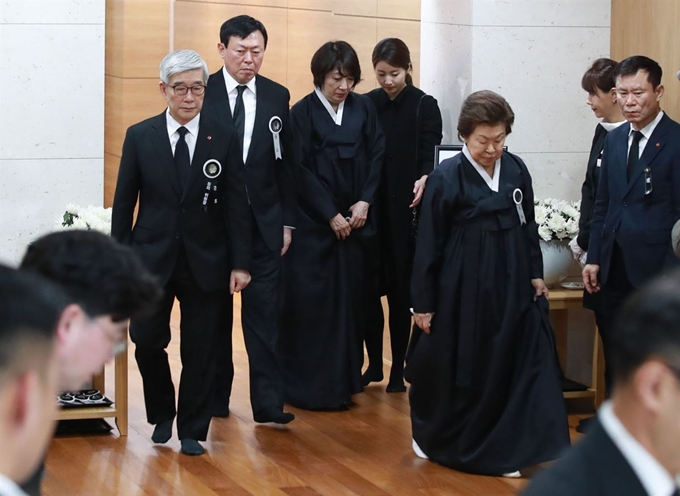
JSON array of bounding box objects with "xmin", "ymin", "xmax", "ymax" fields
[
  {"xmin": 522, "ymin": 270, "xmax": 680, "ymax": 496},
  {"xmin": 583, "ymin": 55, "xmax": 680, "ymax": 385},
  {"xmin": 112, "ymin": 49, "xmax": 253, "ymax": 455},
  {"xmin": 203, "ymin": 15, "xmax": 295, "ymax": 424}
]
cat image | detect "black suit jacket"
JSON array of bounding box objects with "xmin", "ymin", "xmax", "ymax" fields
[
  {"xmin": 587, "ymin": 113, "xmax": 680, "ymax": 287},
  {"xmin": 203, "ymin": 70, "xmax": 296, "ymax": 252},
  {"xmin": 521, "ymin": 419, "xmax": 648, "ymax": 496},
  {"xmin": 577, "ymin": 123, "xmax": 608, "ymax": 251},
  {"xmin": 111, "ymin": 112, "xmax": 252, "ymax": 293}
]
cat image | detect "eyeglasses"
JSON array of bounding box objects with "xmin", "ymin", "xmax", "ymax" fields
[
  {"xmin": 88, "ymin": 316, "xmax": 129, "ymax": 357},
  {"xmin": 169, "ymin": 84, "xmax": 206, "ymax": 96}
]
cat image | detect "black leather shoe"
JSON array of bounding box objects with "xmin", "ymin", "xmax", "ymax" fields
[
  {"xmin": 180, "ymin": 439, "xmax": 205, "ymax": 455},
  {"xmin": 151, "ymin": 419, "xmax": 173, "ymax": 444},
  {"xmin": 361, "ymin": 368, "xmax": 383, "ymax": 386},
  {"xmin": 386, "ymin": 380, "xmax": 407, "ymax": 393},
  {"xmin": 253, "ymin": 409, "xmax": 295, "ymax": 424}
]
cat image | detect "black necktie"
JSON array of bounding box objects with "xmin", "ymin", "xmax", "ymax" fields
[
  {"xmin": 234, "ymin": 85, "xmax": 247, "ymax": 147},
  {"xmin": 626, "ymin": 130, "xmax": 643, "ymax": 181},
  {"xmin": 175, "ymin": 126, "xmax": 190, "ymax": 188},
  {"xmin": 232, "ymin": 85, "xmax": 247, "ymax": 147}
]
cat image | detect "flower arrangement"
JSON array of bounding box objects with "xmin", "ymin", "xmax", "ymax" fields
[
  {"xmin": 58, "ymin": 204, "xmax": 112, "ymax": 235},
  {"xmin": 534, "ymin": 198, "xmax": 580, "ymax": 242}
]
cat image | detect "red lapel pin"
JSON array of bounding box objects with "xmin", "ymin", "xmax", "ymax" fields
[
  {"xmin": 207, "ymin": 136, "xmax": 212, "ymax": 140},
  {"xmin": 656, "ymin": 142, "xmax": 660, "ymax": 147}
]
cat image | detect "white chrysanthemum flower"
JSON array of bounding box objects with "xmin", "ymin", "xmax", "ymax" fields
[
  {"xmin": 534, "ymin": 206, "xmax": 547, "ymax": 225},
  {"xmin": 562, "ymin": 204, "xmax": 579, "ymax": 220},
  {"xmin": 538, "ymin": 225, "xmax": 552, "ymax": 242}
]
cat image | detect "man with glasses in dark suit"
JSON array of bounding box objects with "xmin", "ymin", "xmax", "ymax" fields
[{"xmin": 112, "ymin": 49, "xmax": 253, "ymax": 456}]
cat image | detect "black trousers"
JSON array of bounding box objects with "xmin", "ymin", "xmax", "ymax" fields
[
  {"xmin": 215, "ymin": 223, "xmax": 285, "ymax": 416},
  {"xmin": 364, "ymin": 269, "xmax": 412, "ymax": 379},
  {"xmin": 130, "ymin": 245, "xmax": 229, "ymax": 440},
  {"xmin": 599, "ymin": 243, "xmax": 636, "ymax": 396}
]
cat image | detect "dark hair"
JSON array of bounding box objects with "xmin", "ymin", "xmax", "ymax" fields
[
  {"xmin": 0, "ymin": 264, "xmax": 65, "ymax": 379},
  {"xmin": 311, "ymin": 41, "xmax": 361, "ymax": 89},
  {"xmin": 611, "ymin": 269, "xmax": 680, "ymax": 383},
  {"xmin": 20, "ymin": 230, "xmax": 162, "ymax": 323},
  {"xmin": 581, "ymin": 58, "xmax": 618, "ymax": 94},
  {"xmin": 219, "ymin": 15, "xmax": 268, "ymax": 49},
  {"xmin": 457, "ymin": 90, "xmax": 515, "ymax": 140},
  {"xmin": 372, "ymin": 38, "xmax": 413, "ymax": 86},
  {"xmin": 614, "ymin": 55, "xmax": 663, "ymax": 89}
]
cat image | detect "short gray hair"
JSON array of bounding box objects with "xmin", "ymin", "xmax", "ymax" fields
[{"xmin": 159, "ymin": 49, "xmax": 209, "ymax": 84}]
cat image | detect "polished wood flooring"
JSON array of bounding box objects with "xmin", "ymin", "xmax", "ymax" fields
[{"xmin": 43, "ymin": 296, "xmax": 588, "ymax": 495}]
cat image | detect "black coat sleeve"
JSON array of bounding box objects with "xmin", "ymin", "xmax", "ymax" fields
[
  {"xmin": 358, "ymin": 96, "xmax": 386, "ymax": 204},
  {"xmin": 111, "ymin": 126, "xmax": 141, "ymax": 245},
  {"xmin": 516, "ymin": 154, "xmax": 544, "ymax": 279},
  {"xmin": 290, "ymin": 99, "xmax": 339, "ymax": 222},
  {"xmin": 410, "ymin": 167, "xmax": 454, "ymax": 313},
  {"xmin": 416, "ymin": 95, "xmax": 443, "ymax": 178},
  {"xmin": 223, "ymin": 131, "xmax": 253, "ymax": 271},
  {"xmin": 276, "ymin": 88, "xmax": 298, "ymax": 227}
]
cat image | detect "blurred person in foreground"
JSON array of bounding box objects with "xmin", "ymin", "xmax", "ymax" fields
[
  {"xmin": 523, "ymin": 268, "xmax": 680, "ymax": 496},
  {"xmin": 0, "ymin": 265, "xmax": 64, "ymax": 496}
]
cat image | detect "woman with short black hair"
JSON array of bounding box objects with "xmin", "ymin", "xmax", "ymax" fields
[{"xmin": 280, "ymin": 41, "xmax": 385, "ymax": 410}]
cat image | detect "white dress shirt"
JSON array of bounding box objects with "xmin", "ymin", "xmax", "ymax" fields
[
  {"xmin": 222, "ymin": 67, "xmax": 257, "ymax": 163},
  {"xmin": 0, "ymin": 474, "xmax": 29, "ymax": 496},
  {"xmin": 462, "ymin": 144, "xmax": 501, "ymax": 192},
  {"xmin": 628, "ymin": 110, "xmax": 664, "ymax": 158},
  {"xmin": 599, "ymin": 401, "xmax": 679, "ymax": 496},
  {"xmin": 166, "ymin": 110, "xmax": 200, "ymax": 163},
  {"xmin": 314, "ymin": 87, "xmax": 345, "ymax": 126}
]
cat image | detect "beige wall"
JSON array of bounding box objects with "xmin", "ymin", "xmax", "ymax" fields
[
  {"xmin": 611, "ymin": 0, "xmax": 680, "ymax": 121},
  {"xmin": 104, "ymin": 0, "xmax": 422, "ymax": 205}
]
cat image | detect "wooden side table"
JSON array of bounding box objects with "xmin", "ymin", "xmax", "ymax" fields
[
  {"xmin": 55, "ymin": 349, "xmax": 128, "ymax": 436},
  {"xmin": 549, "ymin": 288, "xmax": 605, "ymax": 409}
]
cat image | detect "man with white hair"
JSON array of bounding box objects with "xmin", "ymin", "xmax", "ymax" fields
[{"xmin": 112, "ymin": 49, "xmax": 253, "ymax": 456}]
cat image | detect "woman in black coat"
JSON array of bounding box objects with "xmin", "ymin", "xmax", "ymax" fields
[
  {"xmin": 569, "ymin": 58, "xmax": 624, "ymax": 401},
  {"xmin": 363, "ymin": 38, "xmax": 442, "ymax": 392}
]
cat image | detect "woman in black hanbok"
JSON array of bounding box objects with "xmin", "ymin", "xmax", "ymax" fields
[
  {"xmin": 363, "ymin": 38, "xmax": 443, "ymax": 393},
  {"xmin": 280, "ymin": 41, "xmax": 385, "ymax": 410},
  {"xmin": 407, "ymin": 90, "xmax": 570, "ymax": 476}
]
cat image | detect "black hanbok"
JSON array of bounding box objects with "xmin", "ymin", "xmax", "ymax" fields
[
  {"xmin": 407, "ymin": 151, "xmax": 570, "ymax": 474},
  {"xmin": 280, "ymin": 91, "xmax": 385, "ymax": 410}
]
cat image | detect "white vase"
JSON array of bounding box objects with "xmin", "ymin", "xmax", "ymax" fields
[{"xmin": 539, "ymin": 239, "xmax": 573, "ymax": 288}]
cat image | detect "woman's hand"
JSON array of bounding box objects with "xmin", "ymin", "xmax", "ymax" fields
[
  {"xmin": 531, "ymin": 278, "xmax": 549, "ymax": 300},
  {"xmin": 330, "ymin": 214, "xmax": 352, "ymax": 240},
  {"xmin": 410, "ymin": 175, "xmax": 429, "ymax": 208},
  {"xmin": 414, "ymin": 312, "xmax": 434, "ymax": 334},
  {"xmin": 348, "ymin": 201, "xmax": 370, "ymax": 229}
]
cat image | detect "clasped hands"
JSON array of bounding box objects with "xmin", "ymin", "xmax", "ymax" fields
[{"xmin": 329, "ymin": 201, "xmax": 369, "ymax": 240}]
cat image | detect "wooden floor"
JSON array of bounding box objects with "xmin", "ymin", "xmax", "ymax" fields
[{"xmin": 43, "ymin": 296, "xmax": 589, "ymax": 495}]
